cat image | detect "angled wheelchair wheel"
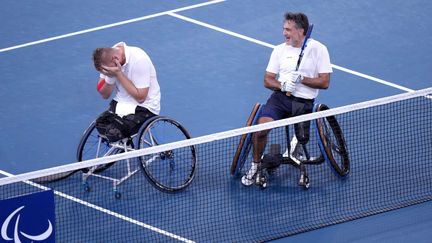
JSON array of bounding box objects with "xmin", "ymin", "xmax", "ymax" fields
[
  {"xmin": 315, "ymin": 104, "xmax": 350, "ymax": 177},
  {"xmin": 138, "ymin": 116, "xmax": 197, "ymax": 193},
  {"xmin": 231, "ymin": 103, "xmax": 262, "ymax": 177},
  {"xmin": 76, "ymin": 120, "xmax": 116, "ymax": 173}
]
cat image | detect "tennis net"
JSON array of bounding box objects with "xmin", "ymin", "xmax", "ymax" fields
[{"xmin": 0, "ymin": 87, "xmax": 431, "ymax": 242}]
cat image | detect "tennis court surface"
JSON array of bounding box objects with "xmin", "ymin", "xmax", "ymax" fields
[{"xmin": 1, "ymin": 0, "xmax": 432, "ymax": 242}]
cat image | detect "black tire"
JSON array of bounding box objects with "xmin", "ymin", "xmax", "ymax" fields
[
  {"xmin": 316, "ymin": 104, "xmax": 350, "ymax": 177},
  {"xmin": 77, "ymin": 120, "xmax": 115, "ymax": 173},
  {"xmin": 138, "ymin": 116, "xmax": 197, "ymax": 193}
]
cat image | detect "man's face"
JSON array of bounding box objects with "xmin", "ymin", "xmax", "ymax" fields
[
  {"xmin": 283, "ymin": 20, "xmax": 304, "ymax": 48},
  {"xmin": 103, "ymin": 55, "xmax": 119, "ymax": 68},
  {"xmin": 97, "ymin": 53, "xmax": 119, "ymax": 74}
]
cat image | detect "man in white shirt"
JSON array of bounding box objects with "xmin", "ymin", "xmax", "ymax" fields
[
  {"xmin": 92, "ymin": 42, "xmax": 161, "ymax": 142},
  {"xmin": 241, "ymin": 12, "xmax": 332, "ymax": 186}
]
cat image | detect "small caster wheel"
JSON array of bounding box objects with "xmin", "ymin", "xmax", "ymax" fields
[
  {"xmin": 255, "ymin": 172, "xmax": 268, "ymax": 189},
  {"xmin": 299, "ymin": 174, "xmax": 310, "ymax": 190},
  {"xmin": 114, "ymin": 191, "xmax": 121, "ymax": 199},
  {"xmin": 303, "ymin": 180, "xmax": 310, "ymax": 190}
]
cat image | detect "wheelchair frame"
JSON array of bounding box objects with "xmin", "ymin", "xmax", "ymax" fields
[
  {"xmin": 232, "ymin": 103, "xmax": 350, "ymax": 189},
  {"xmin": 76, "ymin": 115, "xmax": 197, "ymax": 198}
]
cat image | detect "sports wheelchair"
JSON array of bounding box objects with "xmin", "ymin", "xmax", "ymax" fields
[
  {"xmin": 76, "ymin": 115, "xmax": 197, "ymax": 198},
  {"xmin": 231, "ymin": 103, "xmax": 350, "ymax": 189}
]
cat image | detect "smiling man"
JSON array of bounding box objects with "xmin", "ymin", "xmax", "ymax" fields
[
  {"xmin": 91, "ymin": 42, "xmax": 161, "ymax": 142},
  {"xmin": 241, "ymin": 12, "xmax": 333, "ymax": 186}
]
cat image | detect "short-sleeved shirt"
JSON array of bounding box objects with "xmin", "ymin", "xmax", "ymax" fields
[
  {"xmin": 266, "ymin": 39, "xmax": 332, "ymax": 99},
  {"xmin": 101, "ymin": 42, "xmax": 161, "ymax": 115}
]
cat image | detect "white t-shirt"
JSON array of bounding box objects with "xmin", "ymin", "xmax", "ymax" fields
[
  {"xmin": 266, "ymin": 39, "xmax": 332, "ymax": 99},
  {"xmin": 101, "ymin": 42, "xmax": 161, "ymax": 115}
]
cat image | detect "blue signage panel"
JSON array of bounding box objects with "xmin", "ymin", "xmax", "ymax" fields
[{"xmin": 1, "ymin": 190, "xmax": 56, "ymax": 243}]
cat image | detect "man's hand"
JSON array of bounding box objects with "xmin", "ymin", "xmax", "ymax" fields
[
  {"xmin": 279, "ymin": 71, "xmax": 304, "ymax": 92},
  {"xmin": 101, "ymin": 59, "xmax": 122, "ymax": 78},
  {"xmin": 280, "ymin": 80, "xmax": 296, "ymax": 92},
  {"xmin": 278, "ymin": 72, "xmax": 295, "ymax": 92},
  {"xmin": 287, "ymin": 71, "xmax": 303, "ymax": 84}
]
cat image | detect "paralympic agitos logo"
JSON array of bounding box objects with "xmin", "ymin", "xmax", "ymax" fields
[
  {"xmin": 0, "ymin": 190, "xmax": 56, "ymax": 243},
  {"xmin": 1, "ymin": 206, "xmax": 53, "ymax": 242}
]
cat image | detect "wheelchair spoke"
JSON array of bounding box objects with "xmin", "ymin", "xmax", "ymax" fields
[
  {"xmin": 95, "ymin": 136, "xmax": 103, "ymax": 158},
  {"xmin": 315, "ymin": 104, "xmax": 350, "ymax": 177},
  {"xmin": 138, "ymin": 116, "xmax": 197, "ymax": 192},
  {"xmin": 78, "ymin": 121, "xmax": 117, "ymax": 174},
  {"xmin": 103, "ymin": 147, "xmax": 119, "ymax": 157},
  {"xmin": 323, "ymin": 121, "xmax": 342, "ymax": 157},
  {"xmin": 324, "ymin": 123, "xmax": 331, "ymax": 140},
  {"xmin": 82, "ymin": 142, "xmax": 99, "ymax": 158},
  {"xmin": 144, "ymin": 155, "xmax": 160, "ymax": 166},
  {"xmin": 142, "ymin": 138, "xmax": 152, "ymax": 147},
  {"xmin": 331, "ymin": 143, "xmax": 341, "ymax": 155},
  {"xmin": 148, "ymin": 129, "xmax": 158, "ymax": 146}
]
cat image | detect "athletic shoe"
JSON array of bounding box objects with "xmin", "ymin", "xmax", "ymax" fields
[{"xmin": 241, "ymin": 162, "xmax": 258, "ymax": 186}]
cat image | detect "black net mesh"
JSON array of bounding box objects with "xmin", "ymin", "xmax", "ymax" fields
[{"xmin": 1, "ymin": 89, "xmax": 431, "ymax": 243}]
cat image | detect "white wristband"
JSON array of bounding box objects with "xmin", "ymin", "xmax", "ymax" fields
[{"xmin": 104, "ymin": 77, "xmax": 115, "ymax": 85}]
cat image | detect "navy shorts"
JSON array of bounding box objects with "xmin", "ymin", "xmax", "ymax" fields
[{"xmin": 260, "ymin": 91, "xmax": 314, "ymax": 120}]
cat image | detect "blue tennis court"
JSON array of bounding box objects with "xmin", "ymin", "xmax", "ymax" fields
[{"xmin": 1, "ymin": 0, "xmax": 431, "ymax": 242}]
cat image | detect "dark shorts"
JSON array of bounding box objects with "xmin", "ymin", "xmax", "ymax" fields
[
  {"xmin": 260, "ymin": 91, "xmax": 315, "ymax": 144},
  {"xmin": 260, "ymin": 91, "xmax": 314, "ymax": 120},
  {"xmin": 95, "ymin": 100, "xmax": 156, "ymax": 142}
]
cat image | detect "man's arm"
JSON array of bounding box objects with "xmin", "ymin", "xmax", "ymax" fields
[
  {"xmin": 101, "ymin": 60, "xmax": 149, "ymax": 103},
  {"xmin": 97, "ymin": 78, "xmax": 113, "ymax": 99},
  {"xmin": 264, "ymin": 72, "xmax": 283, "ymax": 91},
  {"xmin": 114, "ymin": 72, "xmax": 149, "ymax": 103},
  {"xmin": 301, "ymin": 73, "xmax": 330, "ymax": 89},
  {"xmin": 301, "ymin": 42, "xmax": 332, "ymax": 90}
]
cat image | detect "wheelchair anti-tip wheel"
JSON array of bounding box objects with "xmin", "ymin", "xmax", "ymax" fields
[{"xmin": 138, "ymin": 116, "xmax": 197, "ymax": 193}]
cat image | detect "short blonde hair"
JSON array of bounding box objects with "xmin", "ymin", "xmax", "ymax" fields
[{"xmin": 92, "ymin": 48, "xmax": 114, "ymax": 71}]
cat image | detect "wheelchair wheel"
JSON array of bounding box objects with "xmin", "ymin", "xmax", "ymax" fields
[
  {"xmin": 138, "ymin": 116, "xmax": 197, "ymax": 193},
  {"xmin": 315, "ymin": 104, "xmax": 350, "ymax": 177},
  {"xmin": 231, "ymin": 103, "xmax": 262, "ymax": 177},
  {"xmin": 76, "ymin": 120, "xmax": 116, "ymax": 173}
]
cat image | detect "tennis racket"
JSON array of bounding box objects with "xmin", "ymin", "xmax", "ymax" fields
[{"xmin": 286, "ymin": 24, "xmax": 314, "ymax": 96}]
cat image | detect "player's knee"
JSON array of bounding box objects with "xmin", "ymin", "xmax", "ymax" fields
[
  {"xmin": 258, "ymin": 116, "xmax": 273, "ymax": 124},
  {"xmin": 253, "ymin": 129, "xmax": 269, "ymax": 141}
]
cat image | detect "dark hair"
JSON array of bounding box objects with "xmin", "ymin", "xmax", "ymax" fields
[
  {"xmin": 92, "ymin": 47, "xmax": 113, "ymax": 71},
  {"xmin": 284, "ymin": 12, "xmax": 309, "ymax": 35}
]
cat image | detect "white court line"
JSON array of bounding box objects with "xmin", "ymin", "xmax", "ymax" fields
[
  {"xmin": 331, "ymin": 64, "xmax": 414, "ymax": 92},
  {"xmin": 0, "ymin": 0, "xmax": 225, "ymax": 53},
  {"xmin": 0, "ymin": 169, "xmax": 195, "ymax": 243},
  {"xmin": 0, "ymin": 1, "xmax": 414, "ymax": 92},
  {"xmin": 168, "ymin": 12, "xmax": 414, "ymax": 92}
]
